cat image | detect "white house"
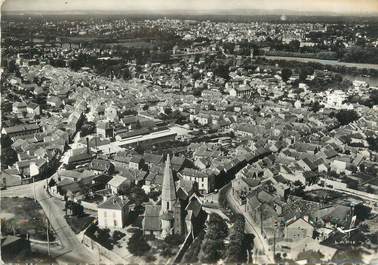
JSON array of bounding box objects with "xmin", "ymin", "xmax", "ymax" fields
[
  {"xmin": 98, "ymin": 196, "xmax": 129, "ymax": 229},
  {"xmin": 30, "ymin": 159, "xmax": 48, "ymax": 178},
  {"xmin": 107, "ymin": 175, "xmax": 128, "ymax": 195},
  {"xmin": 286, "ymin": 217, "xmax": 314, "ymax": 241},
  {"xmin": 27, "ymin": 103, "xmax": 41, "ymax": 116},
  {"xmin": 178, "ymin": 168, "xmax": 215, "ymax": 194},
  {"xmin": 324, "ymin": 90, "xmax": 353, "ymax": 110},
  {"xmin": 12, "ymin": 102, "xmax": 27, "ymax": 114},
  {"xmin": 330, "ymin": 160, "xmax": 347, "ymax": 174}
]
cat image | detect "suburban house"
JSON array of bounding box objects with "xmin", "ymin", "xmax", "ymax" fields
[{"xmin": 98, "ymin": 196, "xmax": 129, "ymax": 229}]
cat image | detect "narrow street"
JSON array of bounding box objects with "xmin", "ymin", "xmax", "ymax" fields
[{"xmin": 225, "ymin": 185, "xmax": 274, "ymax": 264}]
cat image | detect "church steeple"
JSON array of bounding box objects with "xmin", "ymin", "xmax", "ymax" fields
[{"xmin": 160, "ymin": 154, "xmax": 176, "ymax": 214}]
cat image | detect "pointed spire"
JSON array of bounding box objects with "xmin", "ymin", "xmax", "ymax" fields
[{"xmin": 161, "ymin": 154, "xmax": 176, "ymax": 214}]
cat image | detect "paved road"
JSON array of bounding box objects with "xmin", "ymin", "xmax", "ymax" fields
[
  {"xmin": 1, "ymin": 179, "xmax": 97, "ymax": 264},
  {"xmin": 225, "ymin": 186, "xmax": 274, "ymax": 264}
]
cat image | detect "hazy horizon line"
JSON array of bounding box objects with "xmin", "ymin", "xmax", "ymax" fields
[{"xmin": 3, "ymin": 8, "xmax": 378, "ymax": 17}]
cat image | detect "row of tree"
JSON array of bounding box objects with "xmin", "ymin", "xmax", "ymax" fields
[{"xmin": 183, "ymin": 213, "xmax": 250, "ymax": 264}]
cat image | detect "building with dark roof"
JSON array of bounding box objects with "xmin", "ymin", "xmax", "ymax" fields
[{"xmin": 1, "ymin": 124, "xmax": 41, "ymax": 137}]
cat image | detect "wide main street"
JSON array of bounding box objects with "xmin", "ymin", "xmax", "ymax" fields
[{"xmin": 1, "ymin": 178, "xmax": 97, "ymax": 264}]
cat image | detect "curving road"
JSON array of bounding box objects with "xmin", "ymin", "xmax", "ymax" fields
[{"xmin": 1, "ymin": 179, "xmax": 97, "ymax": 264}]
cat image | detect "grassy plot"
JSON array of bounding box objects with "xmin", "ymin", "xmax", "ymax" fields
[
  {"xmin": 0, "ymin": 197, "xmax": 56, "ymax": 241},
  {"xmin": 65, "ymin": 214, "xmax": 95, "ymax": 234}
]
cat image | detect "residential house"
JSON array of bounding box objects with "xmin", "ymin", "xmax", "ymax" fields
[
  {"xmin": 107, "ymin": 175, "xmax": 129, "ymax": 195},
  {"xmin": 89, "ymin": 159, "xmax": 113, "ymax": 174},
  {"xmin": 179, "ymin": 168, "xmax": 215, "ymax": 194},
  {"xmin": 98, "ymin": 196, "xmax": 129, "ymax": 229},
  {"xmin": 47, "ymin": 96, "xmax": 63, "ymax": 108},
  {"xmin": 12, "ymin": 102, "xmax": 27, "ymax": 114},
  {"xmin": 2, "ymin": 124, "xmax": 41, "ymax": 137},
  {"xmin": 285, "ymin": 217, "xmax": 314, "ymax": 241},
  {"xmin": 26, "ymin": 103, "xmax": 41, "ymax": 116},
  {"xmin": 129, "ymin": 155, "xmax": 143, "ymax": 170},
  {"xmin": 96, "ymin": 120, "xmax": 114, "ymax": 138}
]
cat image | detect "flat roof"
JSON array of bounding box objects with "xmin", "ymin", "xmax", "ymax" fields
[
  {"xmin": 97, "ymin": 129, "xmax": 177, "ymax": 154},
  {"xmin": 117, "ymin": 129, "xmax": 177, "ymax": 147}
]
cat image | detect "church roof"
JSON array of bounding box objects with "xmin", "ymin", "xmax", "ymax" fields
[{"xmin": 143, "ymin": 205, "xmax": 161, "ymax": 231}]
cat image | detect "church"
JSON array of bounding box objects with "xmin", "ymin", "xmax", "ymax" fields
[{"xmin": 142, "ymin": 154, "xmax": 207, "ymax": 239}]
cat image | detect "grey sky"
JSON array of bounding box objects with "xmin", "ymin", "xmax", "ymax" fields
[{"xmin": 2, "ymin": 0, "xmax": 378, "ymax": 14}]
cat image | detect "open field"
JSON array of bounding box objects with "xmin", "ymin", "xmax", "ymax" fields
[{"xmin": 0, "ymin": 197, "xmax": 56, "ymax": 241}]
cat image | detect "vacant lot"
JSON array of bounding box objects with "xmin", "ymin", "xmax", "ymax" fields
[{"xmin": 0, "ymin": 197, "xmax": 56, "ymax": 241}]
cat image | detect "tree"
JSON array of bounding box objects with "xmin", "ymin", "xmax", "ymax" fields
[
  {"xmin": 92, "ymin": 228, "xmax": 113, "ymax": 249},
  {"xmin": 1, "ymin": 135, "xmax": 18, "ymax": 170},
  {"xmin": 300, "ymin": 66, "xmax": 314, "ymax": 81},
  {"xmin": 281, "ymin": 68, "xmax": 292, "ymax": 82},
  {"xmin": 164, "ymin": 107, "xmax": 173, "ymax": 116},
  {"xmin": 160, "ymin": 243, "xmax": 174, "ymax": 257},
  {"xmin": 206, "ymin": 213, "xmax": 228, "ymax": 240},
  {"xmin": 164, "ymin": 234, "xmax": 184, "ymax": 246},
  {"xmin": 80, "ymin": 122, "xmax": 96, "ymax": 137},
  {"xmin": 332, "ymin": 248, "xmax": 363, "ymax": 264},
  {"xmin": 367, "ymin": 137, "xmax": 378, "ymax": 152},
  {"xmin": 198, "ymin": 213, "xmax": 229, "ymax": 263},
  {"xmin": 226, "ymin": 215, "xmax": 248, "ymax": 263},
  {"xmin": 293, "ymin": 180, "xmax": 303, "ymax": 187},
  {"xmin": 129, "ymin": 186, "xmax": 149, "ymax": 206},
  {"xmin": 48, "ymin": 178, "xmax": 56, "ymax": 187},
  {"xmin": 354, "ymin": 204, "xmax": 371, "ymax": 222},
  {"xmin": 127, "ymin": 230, "xmax": 150, "ymax": 256},
  {"xmin": 335, "ymin": 109, "xmax": 359, "ymax": 125},
  {"xmin": 199, "ymin": 238, "xmax": 225, "ymax": 263},
  {"xmin": 309, "ymin": 101, "xmax": 322, "ymax": 113},
  {"xmin": 370, "ymin": 90, "xmax": 378, "ymax": 106},
  {"xmin": 371, "ymin": 232, "xmax": 378, "ymax": 244},
  {"xmin": 214, "ymin": 64, "xmax": 230, "ymax": 80},
  {"xmin": 288, "ymin": 40, "xmax": 300, "ymax": 52},
  {"xmin": 182, "ymin": 231, "xmax": 204, "ymax": 263}
]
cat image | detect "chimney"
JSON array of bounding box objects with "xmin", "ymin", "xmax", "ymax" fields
[{"xmin": 86, "ymin": 137, "xmax": 90, "ymax": 154}]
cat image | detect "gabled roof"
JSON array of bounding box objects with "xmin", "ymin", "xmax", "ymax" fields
[
  {"xmin": 98, "ymin": 195, "xmax": 129, "ymax": 210},
  {"xmin": 107, "ymin": 175, "xmax": 128, "ymax": 188},
  {"xmin": 90, "ymin": 159, "xmax": 112, "ymax": 171},
  {"xmin": 185, "ymin": 196, "xmax": 202, "ymax": 217},
  {"xmin": 67, "ymin": 152, "xmax": 93, "ymax": 163},
  {"xmin": 257, "ymin": 190, "xmax": 275, "ymax": 204},
  {"xmin": 143, "ymin": 205, "xmax": 161, "ymax": 231}
]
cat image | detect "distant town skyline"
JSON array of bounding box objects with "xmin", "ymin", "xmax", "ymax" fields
[{"xmin": 2, "ymin": 0, "xmax": 378, "ymax": 15}]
